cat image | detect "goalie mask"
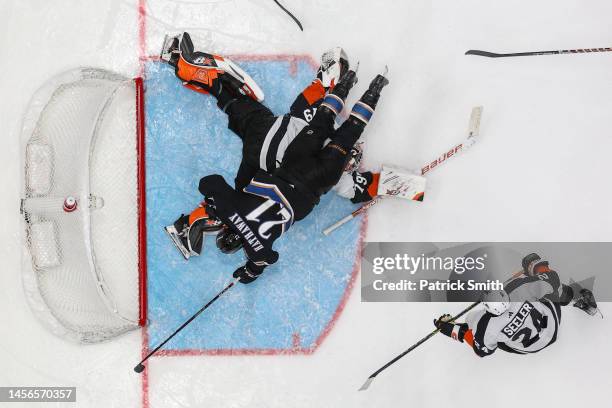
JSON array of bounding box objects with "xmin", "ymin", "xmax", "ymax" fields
[{"xmin": 216, "ymin": 227, "xmax": 243, "ymax": 254}]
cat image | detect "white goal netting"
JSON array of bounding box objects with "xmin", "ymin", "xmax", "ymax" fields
[{"xmin": 20, "ymin": 68, "xmax": 146, "ymax": 343}]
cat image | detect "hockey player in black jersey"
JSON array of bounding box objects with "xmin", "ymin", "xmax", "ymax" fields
[
  {"xmin": 433, "ymin": 253, "xmax": 599, "ymax": 357},
  {"xmin": 161, "ymin": 33, "xmax": 389, "ymax": 283}
]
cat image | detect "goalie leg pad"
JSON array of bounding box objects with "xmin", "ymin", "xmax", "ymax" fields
[
  {"xmin": 176, "ymin": 54, "xmax": 222, "ymax": 94},
  {"xmin": 163, "ymin": 32, "xmax": 265, "ymax": 101}
]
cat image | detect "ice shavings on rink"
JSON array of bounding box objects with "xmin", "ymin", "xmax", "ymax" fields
[{"xmin": 144, "ymin": 58, "xmax": 362, "ymax": 352}]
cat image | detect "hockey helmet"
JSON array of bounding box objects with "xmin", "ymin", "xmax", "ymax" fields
[
  {"xmin": 521, "ymin": 253, "xmax": 550, "ymax": 276},
  {"xmin": 216, "ymin": 226, "xmax": 243, "ymax": 254},
  {"xmin": 482, "ymin": 290, "xmax": 510, "ymax": 316}
]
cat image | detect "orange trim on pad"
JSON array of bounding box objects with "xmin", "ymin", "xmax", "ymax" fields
[
  {"xmin": 189, "ymin": 206, "xmax": 208, "ymax": 225},
  {"xmin": 301, "ymin": 80, "xmax": 326, "ymax": 105},
  {"xmin": 368, "ymin": 173, "xmax": 380, "ymax": 198}
]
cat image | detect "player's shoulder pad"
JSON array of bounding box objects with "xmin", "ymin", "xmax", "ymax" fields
[
  {"xmin": 538, "ymin": 269, "xmax": 561, "ymax": 289},
  {"xmin": 504, "ymin": 270, "xmax": 561, "ymax": 297}
]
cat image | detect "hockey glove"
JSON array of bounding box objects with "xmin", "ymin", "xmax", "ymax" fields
[
  {"xmin": 434, "ymin": 314, "xmax": 469, "ymax": 342},
  {"xmin": 233, "ymin": 263, "xmax": 263, "ymax": 284}
]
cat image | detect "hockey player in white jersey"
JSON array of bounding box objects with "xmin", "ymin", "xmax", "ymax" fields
[{"xmin": 434, "ymin": 253, "xmax": 599, "ymax": 357}]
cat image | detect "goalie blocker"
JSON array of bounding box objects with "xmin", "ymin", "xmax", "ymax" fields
[
  {"xmin": 335, "ymin": 165, "xmax": 426, "ymax": 203},
  {"xmin": 324, "ymin": 106, "xmax": 482, "ymax": 235}
]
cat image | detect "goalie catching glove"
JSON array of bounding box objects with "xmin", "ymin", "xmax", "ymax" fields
[{"xmin": 316, "ymin": 47, "xmax": 349, "ymax": 90}]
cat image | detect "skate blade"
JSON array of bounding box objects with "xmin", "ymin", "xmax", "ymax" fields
[
  {"xmin": 164, "ymin": 225, "xmax": 191, "ymax": 260},
  {"xmin": 160, "ymin": 34, "xmax": 170, "ymax": 60},
  {"xmin": 160, "ymin": 34, "xmax": 181, "ymax": 62}
]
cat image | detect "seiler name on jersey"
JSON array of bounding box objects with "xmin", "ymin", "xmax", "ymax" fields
[
  {"xmin": 227, "ymin": 213, "xmax": 265, "ymax": 252},
  {"xmin": 501, "ymin": 302, "xmax": 534, "ymax": 338}
]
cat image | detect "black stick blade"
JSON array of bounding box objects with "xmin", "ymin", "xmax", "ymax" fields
[
  {"xmin": 465, "ymin": 50, "xmax": 504, "ymax": 58},
  {"xmin": 134, "ymin": 363, "xmax": 145, "ymax": 373}
]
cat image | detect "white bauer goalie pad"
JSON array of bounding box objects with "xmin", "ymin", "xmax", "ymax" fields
[
  {"xmin": 20, "ymin": 68, "xmax": 147, "ymax": 343},
  {"xmin": 377, "ymin": 165, "xmax": 427, "ymax": 201}
]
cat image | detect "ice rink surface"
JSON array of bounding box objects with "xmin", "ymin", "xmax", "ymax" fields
[{"xmin": 2, "ymin": 1, "xmax": 612, "ymax": 407}]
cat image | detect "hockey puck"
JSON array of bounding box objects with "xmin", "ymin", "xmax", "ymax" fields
[
  {"xmin": 133, "ymin": 363, "xmax": 145, "ymax": 373},
  {"xmin": 63, "ymin": 196, "xmax": 78, "ymax": 212}
]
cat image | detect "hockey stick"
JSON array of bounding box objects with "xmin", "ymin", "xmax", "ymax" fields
[
  {"xmin": 465, "ymin": 47, "xmax": 612, "ymax": 58},
  {"xmin": 272, "ymin": 0, "xmax": 303, "ymax": 31},
  {"xmin": 323, "ymin": 106, "xmax": 483, "ymax": 236},
  {"xmin": 134, "ymin": 277, "xmax": 239, "ymax": 373},
  {"xmin": 323, "ymin": 196, "xmax": 383, "ymax": 236},
  {"xmin": 358, "ymin": 301, "xmax": 481, "ymax": 391}
]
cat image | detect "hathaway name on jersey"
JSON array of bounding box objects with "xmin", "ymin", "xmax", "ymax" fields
[{"xmin": 228, "ymin": 213, "xmax": 265, "ymax": 252}]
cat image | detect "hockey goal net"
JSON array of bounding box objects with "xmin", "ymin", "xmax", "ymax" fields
[{"xmin": 20, "ymin": 68, "xmax": 146, "ymax": 343}]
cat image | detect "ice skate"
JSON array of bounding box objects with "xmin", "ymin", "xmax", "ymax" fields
[
  {"xmin": 361, "ymin": 66, "xmax": 389, "ymax": 108},
  {"xmin": 164, "ymin": 209, "xmax": 224, "ymax": 260},
  {"xmin": 164, "ymin": 214, "xmax": 193, "ymax": 260},
  {"xmin": 348, "ymin": 66, "xmax": 389, "ymax": 126},
  {"xmin": 320, "ymin": 66, "xmax": 359, "ymax": 116},
  {"xmin": 160, "ymin": 34, "xmax": 181, "ymax": 67}
]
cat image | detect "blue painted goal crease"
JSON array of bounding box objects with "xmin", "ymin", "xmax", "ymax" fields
[{"xmin": 144, "ymin": 57, "xmax": 362, "ymax": 353}]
